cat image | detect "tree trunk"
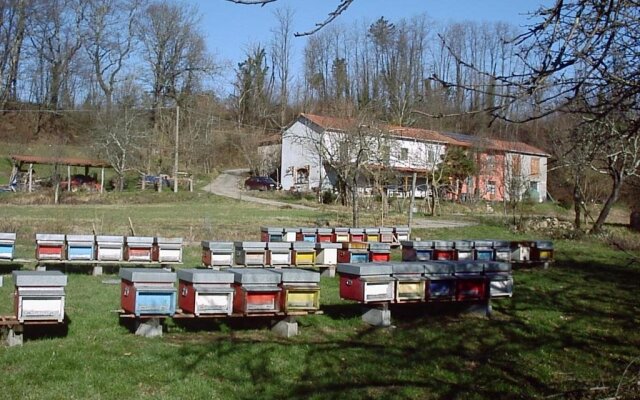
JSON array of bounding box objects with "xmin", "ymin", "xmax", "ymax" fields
[
  {"xmin": 351, "ymin": 177, "xmax": 359, "ymax": 227},
  {"xmin": 573, "ymin": 175, "xmax": 583, "ymax": 229},
  {"xmin": 590, "ymin": 171, "xmax": 623, "ymax": 234}
]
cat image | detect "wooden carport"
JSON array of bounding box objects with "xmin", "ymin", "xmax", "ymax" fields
[{"xmin": 10, "ymin": 155, "xmax": 112, "ymax": 193}]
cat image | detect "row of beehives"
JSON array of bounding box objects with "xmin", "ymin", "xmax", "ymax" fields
[
  {"xmin": 260, "ymin": 226, "xmax": 410, "ymax": 244},
  {"xmin": 337, "ymin": 260, "xmax": 513, "ymax": 304},
  {"xmin": 0, "ymin": 233, "xmax": 182, "ymax": 263},
  {"xmin": 119, "ymin": 267, "xmax": 320, "ymax": 317},
  {"xmin": 401, "ymin": 239, "xmax": 554, "ymax": 263},
  {"xmin": 6, "ymin": 267, "xmax": 320, "ymax": 327},
  {"xmin": 202, "ymin": 240, "xmax": 392, "ymax": 268}
]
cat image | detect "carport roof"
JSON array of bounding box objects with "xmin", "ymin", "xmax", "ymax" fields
[{"xmin": 11, "ymin": 154, "xmax": 112, "ymax": 168}]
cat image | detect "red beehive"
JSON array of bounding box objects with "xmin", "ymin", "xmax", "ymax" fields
[
  {"xmin": 368, "ymin": 242, "xmax": 391, "ymax": 262},
  {"xmin": 35, "ymin": 234, "xmax": 65, "ymax": 261},
  {"xmin": 433, "ymin": 241, "xmax": 455, "ymax": 261},
  {"xmin": 316, "ymin": 228, "xmax": 333, "ymax": 243},
  {"xmin": 337, "ymin": 263, "xmax": 394, "ymax": 303},
  {"xmin": 125, "ymin": 236, "xmax": 154, "ymax": 262},
  {"xmin": 349, "ymin": 228, "xmax": 365, "ymax": 242},
  {"xmin": 228, "ymin": 268, "xmax": 282, "ymax": 314},
  {"xmin": 453, "ymin": 261, "xmax": 487, "ymax": 302},
  {"xmin": 177, "ymin": 269, "xmax": 234, "ymax": 316}
]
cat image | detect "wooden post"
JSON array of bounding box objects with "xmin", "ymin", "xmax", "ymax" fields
[
  {"xmin": 173, "ymin": 105, "xmax": 179, "ymax": 193},
  {"xmin": 100, "ymin": 167, "xmax": 105, "ymax": 194},
  {"xmin": 28, "ymin": 163, "xmax": 33, "ymax": 192},
  {"xmin": 408, "ymin": 172, "xmax": 417, "ymax": 229},
  {"xmin": 67, "ymin": 165, "xmax": 71, "ymax": 191}
]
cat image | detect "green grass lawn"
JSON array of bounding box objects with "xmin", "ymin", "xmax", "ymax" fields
[{"xmin": 0, "ymin": 193, "xmax": 639, "ymax": 399}]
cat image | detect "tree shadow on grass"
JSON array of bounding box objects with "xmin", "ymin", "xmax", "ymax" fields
[{"xmin": 163, "ymin": 258, "xmax": 639, "ymax": 399}]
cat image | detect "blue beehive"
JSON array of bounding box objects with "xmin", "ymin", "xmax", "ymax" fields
[
  {"xmin": 66, "ymin": 235, "xmax": 95, "ymax": 261},
  {"xmin": 119, "ymin": 268, "xmax": 176, "ymax": 316},
  {"xmin": 0, "ymin": 232, "xmax": 16, "ymax": 260},
  {"xmin": 424, "ymin": 261, "xmax": 455, "ymax": 300},
  {"xmin": 473, "ymin": 240, "xmax": 494, "ymax": 261},
  {"xmin": 401, "ymin": 240, "xmax": 433, "ymax": 261}
]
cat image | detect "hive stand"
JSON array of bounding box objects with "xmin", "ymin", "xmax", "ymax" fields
[
  {"xmin": 0, "ymin": 317, "xmax": 23, "ymax": 346},
  {"xmin": 119, "ymin": 314, "xmax": 166, "ymax": 338},
  {"xmin": 271, "ymin": 316, "xmax": 298, "ymax": 338},
  {"xmin": 361, "ymin": 303, "xmax": 391, "ymax": 327}
]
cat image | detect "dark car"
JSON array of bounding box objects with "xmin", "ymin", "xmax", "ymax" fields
[{"xmin": 244, "ymin": 176, "xmax": 280, "ymax": 191}]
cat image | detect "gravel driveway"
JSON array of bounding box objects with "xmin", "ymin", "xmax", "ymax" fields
[{"xmin": 203, "ymin": 169, "xmax": 476, "ymax": 228}]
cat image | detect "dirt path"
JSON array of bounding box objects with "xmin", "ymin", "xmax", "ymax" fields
[
  {"xmin": 202, "ymin": 169, "xmax": 315, "ymax": 210},
  {"xmin": 203, "ymin": 169, "xmax": 476, "ymax": 228}
]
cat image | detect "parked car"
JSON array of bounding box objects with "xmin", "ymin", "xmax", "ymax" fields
[{"xmin": 244, "ymin": 176, "xmax": 280, "ymax": 191}]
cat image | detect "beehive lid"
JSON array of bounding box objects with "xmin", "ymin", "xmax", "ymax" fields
[
  {"xmin": 484, "ymin": 262, "xmax": 511, "ymax": 273},
  {"xmin": 333, "ymin": 227, "xmax": 349, "ymax": 233},
  {"xmin": 394, "ymin": 226, "xmax": 410, "ymax": 233},
  {"xmin": 391, "ymin": 262, "xmax": 425, "ymax": 274},
  {"xmin": 202, "ymin": 241, "xmax": 234, "ymax": 251},
  {"xmin": 454, "ymin": 261, "xmax": 486, "ymax": 273},
  {"xmin": 283, "ymin": 227, "xmax": 298, "ymax": 233},
  {"xmin": 96, "ymin": 235, "xmax": 124, "ymax": 244},
  {"xmin": 126, "ymin": 236, "xmax": 154, "ymax": 246},
  {"xmin": 177, "ymin": 269, "xmax": 234, "ymax": 284},
  {"xmin": 534, "ymin": 240, "xmax": 554, "ymax": 249},
  {"xmin": 365, "ymin": 228, "xmax": 379, "ymax": 234},
  {"xmin": 433, "ymin": 240, "xmax": 453, "ymax": 249},
  {"xmin": 378, "ymin": 227, "xmax": 393, "ymax": 234},
  {"xmin": 336, "ymin": 263, "xmax": 392, "ymax": 276},
  {"xmin": 228, "ymin": 268, "xmax": 281, "ymax": 284},
  {"xmin": 155, "ymin": 237, "xmax": 182, "ymax": 245},
  {"xmin": 300, "ymin": 228, "xmax": 317, "ymax": 234},
  {"xmin": 0, "ymin": 232, "xmax": 17, "ymax": 241},
  {"xmin": 316, "ymin": 228, "xmax": 332, "ymax": 234},
  {"xmin": 267, "ymin": 242, "xmax": 292, "ymax": 250},
  {"xmin": 13, "ymin": 270, "xmax": 68, "ymax": 287},
  {"xmin": 401, "ymin": 240, "xmax": 433, "ymax": 248},
  {"xmin": 36, "ymin": 233, "xmax": 65, "ymax": 242},
  {"xmin": 423, "ymin": 261, "xmax": 455, "ymax": 274},
  {"xmin": 293, "ymin": 241, "xmax": 315, "ymax": 250},
  {"xmin": 348, "ymin": 228, "xmax": 364, "ymax": 234},
  {"xmin": 119, "ymin": 268, "xmax": 176, "ymax": 283},
  {"xmin": 368, "ymin": 242, "xmax": 391, "ymax": 251},
  {"xmin": 269, "ymin": 268, "xmax": 320, "ymax": 283},
  {"xmin": 454, "ymin": 240, "xmax": 473, "ymax": 250},
  {"xmin": 473, "ymin": 240, "xmax": 493, "ymax": 248},
  {"xmin": 234, "ymin": 241, "xmax": 266, "ymax": 250},
  {"xmin": 315, "ymin": 242, "xmax": 342, "ymax": 249},
  {"xmin": 342, "ymin": 242, "xmax": 368, "ymax": 250},
  {"xmin": 66, "ymin": 234, "xmax": 94, "ymax": 242},
  {"xmin": 261, "ymin": 227, "xmax": 283, "ymax": 233},
  {"xmin": 492, "ymin": 240, "xmax": 510, "ymax": 248}
]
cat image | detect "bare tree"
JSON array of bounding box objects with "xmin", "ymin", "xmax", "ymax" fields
[
  {"xmin": 28, "ymin": 0, "xmax": 84, "ymax": 109},
  {"xmin": 0, "ymin": 0, "xmax": 31, "ymax": 108},
  {"xmin": 270, "ymin": 6, "xmax": 294, "ymax": 127},
  {"xmin": 81, "ymin": 0, "xmax": 144, "ymax": 112},
  {"xmin": 93, "ymin": 82, "xmax": 150, "ymax": 191}
]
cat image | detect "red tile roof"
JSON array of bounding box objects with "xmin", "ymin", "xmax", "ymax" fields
[{"xmin": 299, "ymin": 113, "xmax": 549, "ymax": 156}]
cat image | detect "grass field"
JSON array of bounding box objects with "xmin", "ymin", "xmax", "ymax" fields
[{"xmin": 0, "ymin": 192, "xmax": 639, "ymax": 399}]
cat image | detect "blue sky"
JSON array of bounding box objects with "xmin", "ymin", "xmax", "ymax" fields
[{"xmin": 189, "ymin": 0, "xmax": 547, "ymax": 90}]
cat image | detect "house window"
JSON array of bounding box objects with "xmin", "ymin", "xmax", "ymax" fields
[
  {"xmin": 531, "ymin": 157, "xmax": 540, "ymax": 176},
  {"xmin": 485, "ymin": 155, "xmax": 496, "ymax": 173},
  {"xmin": 427, "ymin": 149, "xmax": 435, "ymax": 164},
  {"xmin": 296, "ymin": 168, "xmax": 309, "ymax": 184},
  {"xmin": 400, "ymin": 147, "xmax": 409, "ymax": 161},
  {"xmin": 487, "ymin": 180, "xmax": 496, "ymax": 195}
]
